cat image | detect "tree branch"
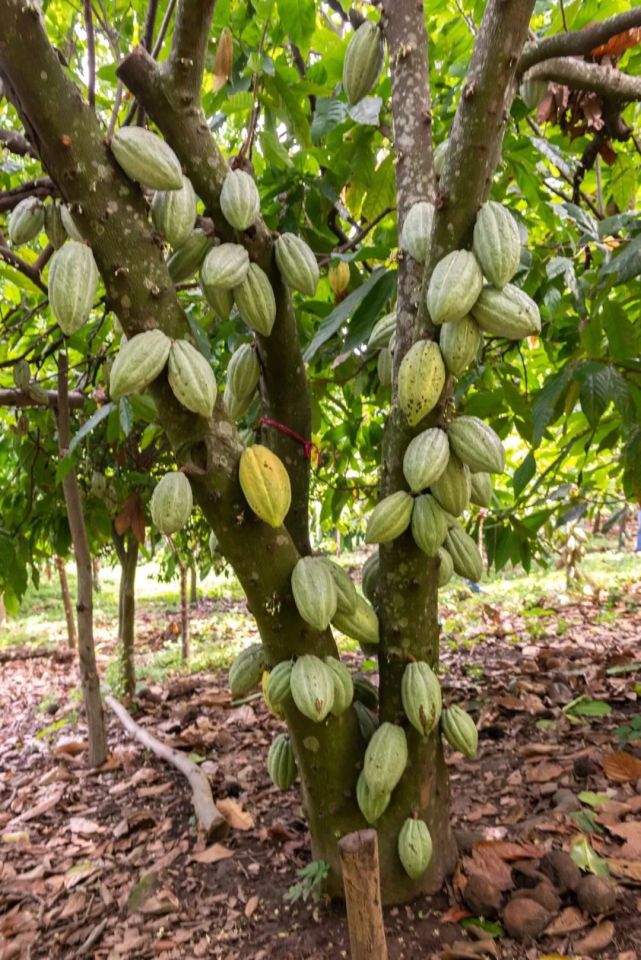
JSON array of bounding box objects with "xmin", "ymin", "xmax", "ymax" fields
[
  {"xmin": 0, "ymin": 242, "xmax": 48, "ymax": 293},
  {"xmin": 83, "ymin": 0, "xmax": 96, "ymax": 109},
  {"xmin": 520, "ymin": 9, "xmax": 641, "ymax": 72},
  {"xmin": 0, "ymin": 388, "xmax": 85, "ymax": 408},
  {"xmin": 527, "ymin": 58, "xmax": 641, "ymax": 101},
  {"xmin": 0, "ymin": 127, "xmax": 37, "ymax": 157},
  {"xmin": 0, "ymin": 177, "xmax": 55, "ymax": 212}
]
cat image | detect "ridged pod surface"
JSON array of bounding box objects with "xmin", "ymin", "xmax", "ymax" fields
[
  {"xmin": 400, "ymin": 201, "xmax": 434, "ymax": 263},
  {"xmin": 110, "ymin": 329, "xmax": 171, "ymax": 399},
  {"xmin": 520, "ymin": 76, "xmax": 548, "ymax": 109},
  {"xmin": 398, "ymin": 340, "xmax": 446, "ymax": 426},
  {"xmin": 233, "ymin": 263, "xmax": 276, "ymax": 336},
  {"xmin": 354, "ymin": 701, "xmax": 379, "ymax": 741},
  {"xmin": 239, "ymin": 444, "xmax": 291, "ymax": 527},
  {"xmin": 167, "ymin": 340, "xmax": 217, "ymax": 418},
  {"xmin": 439, "ymin": 315, "xmax": 481, "ymax": 376},
  {"xmin": 150, "ymin": 471, "xmax": 193, "ymax": 535},
  {"xmin": 266, "ymin": 659, "xmax": 293, "ymax": 707},
  {"xmin": 361, "ymin": 552, "xmax": 379, "ymax": 603},
  {"xmin": 353, "ymin": 675, "xmax": 379, "ymax": 710},
  {"xmin": 471, "ymin": 283, "xmax": 541, "ymax": 339},
  {"xmin": 331, "ymin": 596, "xmax": 379, "ymax": 648},
  {"xmin": 403, "ymin": 427, "xmax": 450, "ymax": 493},
  {"xmin": 226, "ymin": 343, "xmax": 260, "ymax": 407},
  {"xmin": 13, "ymin": 359, "xmax": 30, "ymax": 390},
  {"xmin": 48, "ymin": 241, "xmax": 99, "ymax": 335},
  {"xmin": 368, "ymin": 311, "xmax": 396, "ymax": 351},
  {"xmin": 167, "ymin": 229, "xmax": 212, "ymax": 283},
  {"xmin": 426, "ymin": 250, "xmax": 483, "ymax": 326},
  {"xmin": 356, "ymin": 770, "xmax": 390, "ymax": 824},
  {"xmin": 110, "ymin": 126, "xmax": 182, "ymax": 190},
  {"xmin": 151, "ymin": 175, "xmax": 197, "ymax": 248},
  {"xmin": 364, "ymin": 722, "xmax": 408, "ymax": 798},
  {"xmin": 441, "ymin": 704, "xmax": 478, "ymax": 757},
  {"xmin": 438, "ymin": 547, "xmax": 454, "ymax": 587},
  {"xmin": 324, "ymin": 657, "xmax": 354, "ymax": 716},
  {"xmin": 9, "ymin": 197, "xmax": 45, "ymax": 245},
  {"xmin": 291, "ymin": 556, "xmax": 338, "ymax": 631},
  {"xmin": 401, "ymin": 661, "xmax": 442, "ymax": 737},
  {"xmin": 365, "ymin": 490, "xmax": 413, "ymax": 544},
  {"xmin": 267, "ymin": 734, "xmax": 297, "ymax": 790},
  {"xmin": 342, "ymin": 20, "xmax": 385, "ymax": 105},
  {"xmin": 431, "ymin": 453, "xmax": 471, "ymax": 516},
  {"xmin": 473, "ymin": 201, "xmax": 521, "ymax": 289},
  {"xmin": 208, "ymin": 530, "xmax": 218, "ymax": 556},
  {"xmin": 224, "ymin": 382, "xmax": 252, "ymax": 420},
  {"xmin": 444, "ymin": 523, "xmax": 484, "ymax": 582},
  {"xmin": 44, "ymin": 203, "xmax": 66, "ymax": 250},
  {"xmin": 220, "ymin": 169, "xmax": 260, "ymax": 231},
  {"xmin": 328, "ymin": 260, "xmax": 350, "ymax": 295},
  {"xmin": 398, "ymin": 819, "xmax": 433, "ymax": 879},
  {"xmin": 201, "ymin": 243, "xmax": 250, "ymax": 290},
  {"xmin": 320, "ymin": 559, "xmax": 358, "ymax": 614},
  {"xmin": 229, "ymin": 642, "xmax": 266, "ymax": 697},
  {"xmin": 377, "ymin": 347, "xmax": 392, "ymax": 387},
  {"xmin": 291, "ymin": 654, "xmax": 335, "ymax": 722},
  {"xmin": 203, "ymin": 282, "xmax": 234, "ymax": 320},
  {"xmin": 470, "ymin": 471, "xmax": 493, "ymax": 507},
  {"xmin": 60, "ymin": 205, "xmax": 83, "ymax": 241},
  {"xmin": 433, "ymin": 139, "xmax": 449, "ymax": 177},
  {"xmin": 448, "ymin": 416, "xmax": 505, "ymax": 474},
  {"xmin": 275, "ymin": 233, "xmax": 319, "ymax": 296},
  {"xmin": 411, "ymin": 494, "xmax": 449, "ymax": 557}
]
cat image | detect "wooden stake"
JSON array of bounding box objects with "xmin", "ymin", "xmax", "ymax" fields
[{"xmin": 338, "ymin": 829, "xmax": 388, "ymax": 960}]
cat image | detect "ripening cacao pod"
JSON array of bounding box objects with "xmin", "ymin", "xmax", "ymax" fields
[
  {"xmin": 291, "ymin": 556, "xmax": 338, "ymax": 631},
  {"xmin": 398, "ymin": 818, "xmax": 433, "ymax": 879},
  {"xmin": 448, "ymin": 416, "xmax": 505, "ymax": 474},
  {"xmin": 438, "ymin": 547, "xmax": 454, "ymax": 587},
  {"xmin": 470, "ymin": 471, "xmax": 492, "ymax": 507},
  {"xmin": 202, "ymin": 282, "xmax": 234, "ymax": 320},
  {"xmin": 426, "ymin": 250, "xmax": 483, "ymax": 326},
  {"xmin": 398, "ymin": 340, "xmax": 446, "ymax": 426},
  {"xmin": 520, "ymin": 75, "xmax": 548, "ymax": 109},
  {"xmin": 275, "ymin": 233, "xmax": 319, "ymax": 296},
  {"xmin": 266, "ymin": 659, "xmax": 294, "ymax": 708},
  {"xmin": 233, "ymin": 263, "xmax": 276, "ymax": 336},
  {"xmin": 473, "ymin": 201, "xmax": 521, "ymax": 289},
  {"xmin": 471, "ymin": 283, "xmax": 541, "ymax": 339},
  {"xmin": 201, "ymin": 242, "xmax": 250, "ymax": 290},
  {"xmin": 357, "ymin": 770, "xmax": 390, "ymax": 824},
  {"xmin": 332, "ymin": 596, "xmax": 380, "ymax": 649},
  {"xmin": 220, "ymin": 169, "xmax": 260, "ymax": 231},
  {"xmin": 353, "ymin": 675, "xmax": 379, "ymax": 710},
  {"xmin": 167, "ymin": 339, "xmax": 217, "ymax": 418},
  {"xmin": 441, "ymin": 704, "xmax": 478, "ymax": 757},
  {"xmin": 324, "ymin": 657, "xmax": 354, "ymax": 716},
  {"xmin": 111, "ymin": 126, "xmax": 182, "ymax": 190},
  {"xmin": 444, "ymin": 522, "xmax": 483, "ymax": 582},
  {"xmin": 262, "ymin": 669, "xmax": 284, "ymax": 718},
  {"xmin": 328, "ymin": 259, "xmax": 350, "ymax": 295},
  {"xmin": 400, "ymin": 201, "xmax": 434, "ymax": 263},
  {"xmin": 208, "ymin": 530, "xmax": 218, "ymax": 555},
  {"xmin": 226, "ymin": 343, "xmax": 260, "ymax": 407},
  {"xmin": 167, "ymin": 229, "xmax": 212, "ymax": 283},
  {"xmin": 110, "ymin": 329, "xmax": 171, "ymax": 399},
  {"xmin": 365, "ymin": 490, "xmax": 413, "ymax": 544},
  {"xmin": 151, "ymin": 174, "xmax": 197, "ymax": 248},
  {"xmin": 342, "ymin": 19, "xmax": 385, "ymax": 105},
  {"xmin": 150, "ymin": 471, "xmax": 193, "ymax": 535},
  {"xmin": 8, "ymin": 197, "xmax": 45, "ymax": 245},
  {"xmin": 320, "ymin": 558, "xmax": 358, "ymax": 614},
  {"xmin": 377, "ymin": 347, "xmax": 392, "ymax": 387},
  {"xmin": 431, "ymin": 453, "xmax": 471, "ymax": 517},
  {"xmin": 361, "ymin": 552, "xmax": 379, "ymax": 603},
  {"xmin": 267, "ymin": 734, "xmax": 297, "ymax": 790},
  {"xmin": 364, "ymin": 722, "xmax": 408, "ymax": 798},
  {"xmin": 239, "ymin": 444, "xmax": 291, "ymax": 527},
  {"xmin": 402, "ymin": 427, "xmax": 450, "ymax": 493},
  {"xmin": 439, "ymin": 315, "xmax": 481, "ymax": 377},
  {"xmin": 401, "ymin": 661, "xmax": 442, "ymax": 737},
  {"xmin": 290, "ymin": 654, "xmax": 335, "ymax": 722},
  {"xmin": 13, "ymin": 359, "xmax": 30, "ymax": 390},
  {"xmin": 411, "ymin": 494, "xmax": 449, "ymax": 557},
  {"xmin": 354, "ymin": 700, "xmax": 379, "ymax": 741},
  {"xmin": 433, "ymin": 138, "xmax": 449, "ymax": 177},
  {"xmin": 229, "ymin": 642, "xmax": 266, "ymax": 697},
  {"xmin": 60, "ymin": 205, "xmax": 83, "ymax": 241},
  {"xmin": 48, "ymin": 241, "xmax": 99, "ymax": 335},
  {"xmin": 368, "ymin": 311, "xmax": 396, "ymax": 351},
  {"xmin": 44, "ymin": 202, "xmax": 66, "ymax": 250}
]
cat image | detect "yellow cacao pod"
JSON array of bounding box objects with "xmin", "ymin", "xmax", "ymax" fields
[
  {"xmin": 239, "ymin": 444, "xmax": 291, "ymax": 527},
  {"xmin": 328, "ymin": 260, "xmax": 350, "ymax": 295},
  {"xmin": 398, "ymin": 339, "xmax": 446, "ymax": 426}
]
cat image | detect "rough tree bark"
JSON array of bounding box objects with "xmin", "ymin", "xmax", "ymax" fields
[
  {"xmin": 179, "ymin": 561, "xmax": 189, "ymax": 661},
  {"xmin": 55, "ymin": 555, "xmax": 77, "ymax": 650},
  {"xmin": 189, "ymin": 565, "xmax": 198, "ymax": 606},
  {"xmin": 112, "ymin": 529, "xmax": 138, "ymax": 699}
]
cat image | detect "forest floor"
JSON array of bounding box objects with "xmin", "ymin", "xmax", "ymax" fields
[{"xmin": 1, "ymin": 548, "xmax": 641, "ymax": 959}]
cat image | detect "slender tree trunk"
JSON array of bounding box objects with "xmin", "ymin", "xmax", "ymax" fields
[
  {"xmin": 189, "ymin": 564, "xmax": 198, "ymax": 605},
  {"xmin": 56, "ymin": 355, "xmax": 107, "ymax": 767},
  {"xmin": 55, "ymin": 555, "xmax": 77, "ymax": 650},
  {"xmin": 92, "ymin": 557, "xmax": 101, "ymax": 593},
  {"xmin": 0, "ymin": 595, "xmax": 6, "ymax": 625},
  {"xmin": 180, "ymin": 563, "xmax": 189, "ymax": 660},
  {"xmin": 113, "ymin": 530, "xmax": 139, "ymax": 699}
]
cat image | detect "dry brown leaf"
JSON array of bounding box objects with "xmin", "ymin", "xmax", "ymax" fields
[
  {"xmin": 608, "ymin": 820, "xmax": 641, "ymax": 857},
  {"xmin": 213, "ymin": 27, "xmax": 233, "ymax": 92},
  {"xmin": 244, "ymin": 894, "xmax": 259, "ymax": 918},
  {"xmin": 191, "ymin": 843, "xmax": 234, "ymax": 865},
  {"xmin": 216, "ymin": 797, "xmax": 254, "ymax": 831},
  {"xmin": 602, "ymin": 751, "xmax": 641, "ymax": 783},
  {"xmin": 574, "ymin": 920, "xmax": 615, "ymax": 954},
  {"xmin": 591, "ymin": 27, "xmax": 641, "ymax": 58},
  {"xmin": 525, "ymin": 762, "xmax": 564, "ymax": 783},
  {"xmin": 543, "ymin": 905, "xmax": 589, "ymax": 936},
  {"xmin": 607, "ymin": 858, "xmax": 641, "ymax": 883}
]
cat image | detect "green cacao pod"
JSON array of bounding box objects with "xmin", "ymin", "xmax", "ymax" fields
[
  {"xmin": 13, "ymin": 359, "xmax": 30, "ymax": 390},
  {"xmin": 291, "ymin": 556, "xmax": 338, "ymax": 631},
  {"xmin": 368, "ymin": 311, "xmax": 396, "ymax": 351},
  {"xmin": 324, "ymin": 657, "xmax": 354, "ymax": 717},
  {"xmin": 411, "ymin": 494, "xmax": 449, "ymax": 557},
  {"xmin": 473, "ymin": 201, "xmax": 521, "ymax": 289},
  {"xmin": 233, "ymin": 263, "xmax": 276, "ymax": 336},
  {"xmin": 226, "ymin": 343, "xmax": 260, "ymax": 408},
  {"xmin": 398, "ymin": 340, "xmax": 446, "ymax": 427},
  {"xmin": 224, "ymin": 383, "xmax": 252, "ymax": 420},
  {"xmin": 470, "ymin": 471, "xmax": 492, "ymax": 508},
  {"xmin": 229, "ymin": 642, "xmax": 266, "ymax": 697},
  {"xmin": 202, "ymin": 282, "xmax": 234, "ymax": 320},
  {"xmin": 402, "ymin": 427, "xmax": 450, "ymax": 493},
  {"xmin": 239, "ymin": 444, "xmax": 291, "ymax": 527},
  {"xmin": 426, "ymin": 250, "xmax": 483, "ymax": 326},
  {"xmin": 342, "ymin": 19, "xmax": 385, "ymax": 105},
  {"xmin": 448, "ymin": 415, "xmax": 505, "ymax": 474},
  {"xmin": 266, "ymin": 659, "xmax": 294, "ymax": 708},
  {"xmin": 401, "ymin": 661, "xmax": 442, "ymax": 737},
  {"xmin": 328, "ymin": 260, "xmax": 350, "ymax": 295},
  {"xmin": 377, "ymin": 347, "xmax": 392, "ymax": 387},
  {"xmin": 220, "ymin": 169, "xmax": 260, "ymax": 231},
  {"xmin": 438, "ymin": 547, "xmax": 454, "ymax": 587},
  {"xmin": 431, "ymin": 453, "xmax": 471, "ymax": 517},
  {"xmin": 291, "ymin": 654, "xmax": 335, "ymax": 722},
  {"xmin": 111, "ymin": 126, "xmax": 182, "ymax": 190},
  {"xmin": 331, "ymin": 596, "xmax": 380, "ymax": 649},
  {"xmin": 44, "ymin": 202, "xmax": 66, "ymax": 250},
  {"xmin": 520, "ymin": 75, "xmax": 548, "ymax": 110},
  {"xmin": 471, "ymin": 283, "xmax": 541, "ymax": 339},
  {"xmin": 439, "ymin": 315, "xmax": 481, "ymax": 377},
  {"xmin": 8, "ymin": 197, "xmax": 45, "ymax": 245},
  {"xmin": 60, "ymin": 205, "xmax": 83, "ymax": 241},
  {"xmin": 150, "ymin": 471, "xmax": 193, "ymax": 535},
  {"xmin": 364, "ymin": 722, "xmax": 408, "ymax": 798},
  {"xmin": 444, "ymin": 523, "xmax": 483, "ymax": 582},
  {"xmin": 267, "ymin": 734, "xmax": 297, "ymax": 790},
  {"xmin": 208, "ymin": 530, "xmax": 218, "ymax": 555},
  {"xmin": 320, "ymin": 559, "xmax": 358, "ymax": 615},
  {"xmin": 48, "ymin": 241, "xmax": 99, "ymax": 336},
  {"xmin": 361, "ymin": 552, "xmax": 379, "ymax": 603},
  {"xmin": 356, "ymin": 770, "xmax": 390, "ymax": 824},
  {"xmin": 433, "ymin": 138, "xmax": 449, "ymax": 178},
  {"xmin": 354, "ymin": 701, "xmax": 379, "ymax": 742},
  {"xmin": 365, "ymin": 490, "xmax": 413, "ymax": 544},
  {"xmin": 201, "ymin": 242, "xmax": 250, "ymax": 291},
  {"xmin": 167, "ymin": 229, "xmax": 212, "ymax": 283},
  {"xmin": 110, "ymin": 329, "xmax": 171, "ymax": 399},
  {"xmin": 398, "ymin": 818, "xmax": 433, "ymax": 879},
  {"xmin": 441, "ymin": 704, "xmax": 478, "ymax": 757},
  {"xmin": 151, "ymin": 175, "xmax": 197, "ymax": 248},
  {"xmin": 167, "ymin": 339, "xmax": 217, "ymax": 418},
  {"xmin": 275, "ymin": 233, "xmax": 319, "ymax": 296},
  {"xmin": 353, "ymin": 675, "xmax": 379, "ymax": 710},
  {"xmin": 400, "ymin": 201, "xmax": 434, "ymax": 263}
]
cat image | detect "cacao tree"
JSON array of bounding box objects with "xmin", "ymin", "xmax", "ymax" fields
[{"xmin": 1, "ymin": 0, "xmax": 641, "ymax": 903}]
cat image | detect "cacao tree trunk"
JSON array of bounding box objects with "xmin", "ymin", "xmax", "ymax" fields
[
  {"xmin": 180, "ymin": 562, "xmax": 189, "ymax": 660},
  {"xmin": 113, "ymin": 529, "xmax": 138, "ymax": 699},
  {"xmin": 92, "ymin": 557, "xmax": 101, "ymax": 593},
  {"xmin": 189, "ymin": 564, "xmax": 197, "ymax": 605},
  {"xmin": 55, "ymin": 555, "xmax": 77, "ymax": 650}
]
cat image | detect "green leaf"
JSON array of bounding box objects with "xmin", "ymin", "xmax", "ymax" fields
[
  {"xmin": 311, "ymin": 98, "xmax": 347, "ymax": 143},
  {"xmin": 532, "ymin": 366, "xmax": 574, "ymax": 446},
  {"xmin": 362, "ymin": 154, "xmax": 396, "ymax": 222},
  {"xmin": 578, "ymin": 791, "xmax": 609, "ymax": 808},
  {"xmin": 303, "ymin": 268, "xmax": 389, "ymax": 361},
  {"xmin": 609, "ymin": 153, "xmax": 637, "ymax": 212},
  {"xmin": 276, "ymin": 0, "xmax": 316, "ymax": 48},
  {"xmin": 513, "ymin": 451, "xmax": 536, "ymax": 497},
  {"xmin": 563, "ymin": 696, "xmax": 612, "ymax": 718},
  {"xmin": 570, "ymin": 836, "xmax": 610, "ymax": 878},
  {"xmin": 69, "ymin": 403, "xmax": 113, "ymax": 454}
]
